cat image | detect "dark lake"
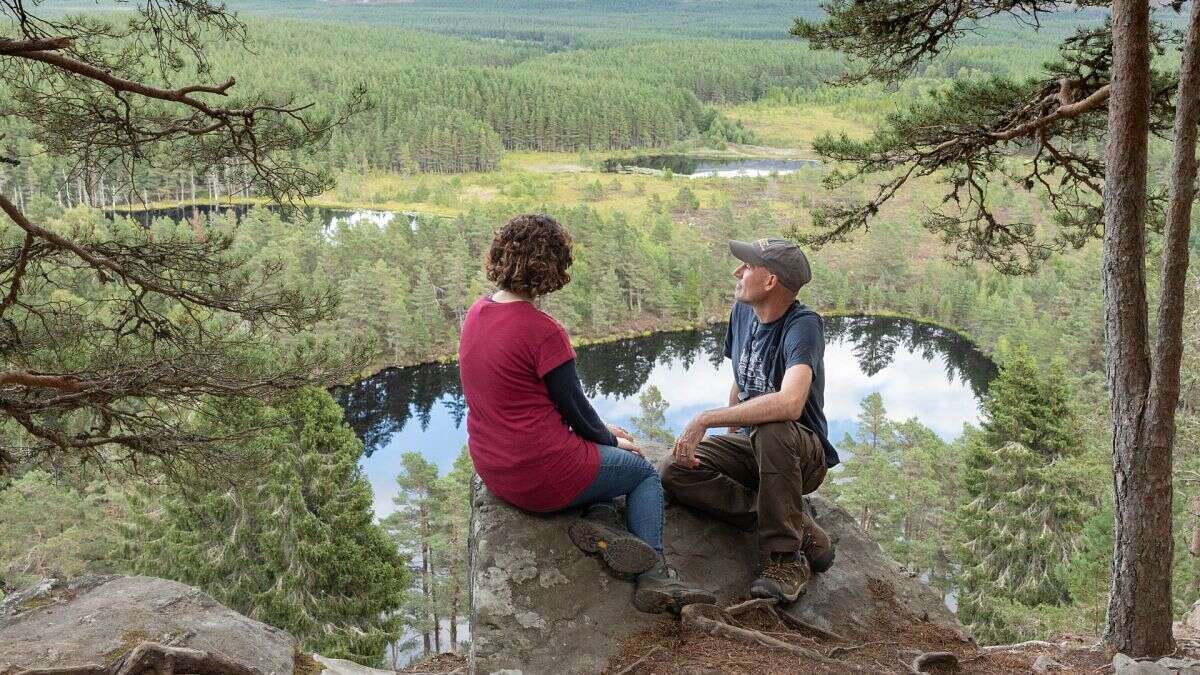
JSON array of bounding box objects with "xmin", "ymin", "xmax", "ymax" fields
[
  {"xmin": 108, "ymin": 204, "xmax": 419, "ymax": 232},
  {"xmin": 602, "ymin": 154, "xmax": 821, "ymax": 178},
  {"xmin": 333, "ymin": 315, "xmax": 996, "ymax": 518}
]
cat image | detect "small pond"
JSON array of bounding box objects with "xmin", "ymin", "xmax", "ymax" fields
[
  {"xmin": 602, "ymin": 155, "xmax": 820, "ymax": 178},
  {"xmin": 333, "ymin": 315, "xmax": 996, "ymax": 518}
]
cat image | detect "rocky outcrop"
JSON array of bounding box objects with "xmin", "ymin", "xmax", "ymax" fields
[
  {"xmin": 314, "ymin": 654, "xmax": 403, "ymax": 675},
  {"xmin": 468, "ymin": 442, "xmax": 965, "ymax": 675},
  {"xmin": 1114, "ymin": 653, "xmax": 1200, "ymax": 675},
  {"xmin": 0, "ymin": 575, "xmax": 296, "ymax": 674}
]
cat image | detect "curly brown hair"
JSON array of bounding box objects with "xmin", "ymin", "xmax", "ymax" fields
[{"xmin": 486, "ymin": 214, "xmax": 573, "ymax": 298}]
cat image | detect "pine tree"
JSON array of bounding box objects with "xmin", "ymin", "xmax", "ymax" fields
[
  {"xmin": 124, "ymin": 387, "xmax": 408, "ymax": 665},
  {"xmin": 433, "ymin": 448, "xmax": 474, "ymax": 652},
  {"xmin": 382, "ymin": 452, "xmax": 442, "ymax": 656},
  {"xmin": 630, "ymin": 385, "xmax": 674, "ymax": 444},
  {"xmin": 794, "ymin": 0, "xmax": 1195, "ymax": 652},
  {"xmin": 829, "ymin": 393, "xmax": 899, "ymax": 535},
  {"xmin": 889, "ymin": 418, "xmax": 959, "ymax": 589},
  {"xmin": 953, "ymin": 347, "xmax": 1088, "ymax": 643},
  {"xmin": 589, "ymin": 268, "xmax": 622, "ymax": 332},
  {"xmin": 0, "ymin": 471, "xmax": 126, "ymax": 590}
]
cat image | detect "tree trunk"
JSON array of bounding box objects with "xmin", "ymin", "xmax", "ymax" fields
[
  {"xmin": 1191, "ymin": 499, "xmax": 1200, "ymax": 559},
  {"xmin": 421, "ymin": 543, "xmax": 432, "ymax": 655},
  {"xmin": 432, "ymin": 553, "xmax": 441, "ymax": 654},
  {"xmin": 1191, "ymin": 500, "xmax": 1200, "ymax": 596},
  {"xmin": 450, "ymin": 581, "xmax": 459, "ymax": 652},
  {"xmin": 1102, "ymin": 0, "xmax": 1175, "ymax": 657},
  {"xmin": 449, "ymin": 531, "xmax": 461, "ymax": 652},
  {"xmin": 1144, "ymin": 0, "xmax": 1200, "ymax": 637}
]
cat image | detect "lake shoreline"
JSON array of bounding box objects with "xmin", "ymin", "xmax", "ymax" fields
[
  {"xmin": 341, "ymin": 307, "xmax": 992, "ymax": 386},
  {"xmin": 103, "ymin": 145, "xmax": 822, "ymax": 215}
]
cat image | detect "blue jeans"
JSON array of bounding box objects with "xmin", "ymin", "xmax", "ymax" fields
[{"xmin": 567, "ymin": 445, "xmax": 664, "ymax": 553}]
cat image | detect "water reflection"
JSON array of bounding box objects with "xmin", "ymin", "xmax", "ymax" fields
[
  {"xmin": 331, "ymin": 315, "xmax": 995, "ymax": 518},
  {"xmin": 336, "ymin": 361, "xmax": 463, "ymax": 455},
  {"xmin": 106, "ymin": 204, "xmax": 422, "ymax": 234},
  {"xmin": 827, "ymin": 315, "xmax": 996, "ymax": 394}
]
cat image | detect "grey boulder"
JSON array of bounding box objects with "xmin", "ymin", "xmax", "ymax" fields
[
  {"xmin": 1113, "ymin": 653, "xmax": 1176, "ymax": 675},
  {"xmin": 0, "ymin": 575, "xmax": 296, "ymax": 675}
]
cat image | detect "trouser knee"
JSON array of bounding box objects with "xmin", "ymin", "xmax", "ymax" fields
[
  {"xmin": 750, "ymin": 421, "xmax": 798, "ymax": 462},
  {"xmin": 658, "ymin": 455, "xmax": 685, "ymax": 495}
]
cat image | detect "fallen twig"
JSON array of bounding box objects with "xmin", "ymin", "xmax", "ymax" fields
[
  {"xmin": 760, "ymin": 630, "xmax": 821, "ymax": 645},
  {"xmin": 680, "ymin": 604, "xmax": 875, "ymax": 673},
  {"xmin": 828, "ymin": 640, "xmax": 899, "ymax": 659},
  {"xmin": 16, "ymin": 662, "xmax": 108, "ymax": 667},
  {"xmin": 962, "ymin": 639, "xmax": 1068, "ymax": 665},
  {"xmin": 614, "ymin": 645, "xmax": 663, "ymax": 675},
  {"xmin": 17, "ymin": 642, "xmax": 263, "ymax": 675},
  {"xmin": 723, "ymin": 596, "xmax": 848, "ymax": 642},
  {"xmin": 724, "ymin": 597, "xmax": 779, "ymax": 617},
  {"xmin": 771, "ymin": 607, "xmax": 848, "ymax": 642},
  {"xmin": 981, "ymin": 640, "xmax": 1060, "ymax": 653}
]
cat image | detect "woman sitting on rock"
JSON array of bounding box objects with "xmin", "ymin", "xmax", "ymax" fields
[{"xmin": 459, "ymin": 213, "xmax": 713, "ymax": 614}]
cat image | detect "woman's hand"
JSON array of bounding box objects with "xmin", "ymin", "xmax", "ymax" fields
[
  {"xmin": 616, "ymin": 436, "xmax": 644, "ymax": 457},
  {"xmin": 608, "ymin": 424, "xmax": 634, "ymax": 442}
]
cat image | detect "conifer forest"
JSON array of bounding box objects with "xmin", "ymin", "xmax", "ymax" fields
[{"xmin": 2, "ymin": 0, "xmax": 1199, "ymax": 670}]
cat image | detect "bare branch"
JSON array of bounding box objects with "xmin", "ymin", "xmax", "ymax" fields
[
  {"xmin": 990, "ymin": 84, "xmax": 1111, "ymax": 141},
  {"xmin": 0, "ymin": 36, "xmax": 73, "ymax": 54}
]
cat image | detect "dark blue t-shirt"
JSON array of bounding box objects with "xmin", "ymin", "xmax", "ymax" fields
[{"xmin": 724, "ymin": 301, "xmax": 839, "ymax": 468}]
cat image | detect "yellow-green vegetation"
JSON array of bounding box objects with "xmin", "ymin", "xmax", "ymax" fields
[
  {"xmin": 722, "ymin": 103, "xmax": 875, "ymax": 149},
  {"xmin": 109, "ymin": 101, "xmax": 881, "ymax": 221},
  {"xmin": 329, "ymin": 162, "xmax": 724, "ymax": 219},
  {"xmin": 102, "ymin": 630, "xmax": 153, "ymax": 663}
]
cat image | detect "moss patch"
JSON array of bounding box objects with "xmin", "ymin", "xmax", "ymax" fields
[
  {"xmin": 102, "ymin": 629, "xmax": 152, "ymax": 663},
  {"xmin": 294, "ymin": 650, "xmax": 324, "ymax": 675},
  {"xmin": 16, "ymin": 593, "xmax": 57, "ymax": 613}
]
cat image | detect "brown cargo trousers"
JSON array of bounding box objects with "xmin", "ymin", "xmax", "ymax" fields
[{"xmin": 659, "ymin": 420, "xmax": 827, "ymax": 556}]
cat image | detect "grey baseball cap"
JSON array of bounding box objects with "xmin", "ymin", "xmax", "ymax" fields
[{"xmin": 729, "ymin": 237, "xmax": 812, "ymax": 292}]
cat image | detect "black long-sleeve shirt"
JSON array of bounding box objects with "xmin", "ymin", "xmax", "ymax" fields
[{"xmin": 543, "ymin": 358, "xmax": 619, "ymax": 448}]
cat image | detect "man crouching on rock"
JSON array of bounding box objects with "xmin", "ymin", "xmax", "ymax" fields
[{"xmin": 661, "ymin": 237, "xmax": 840, "ymax": 605}]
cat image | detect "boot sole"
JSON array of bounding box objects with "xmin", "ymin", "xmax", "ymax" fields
[
  {"xmin": 633, "ymin": 587, "xmax": 717, "ymax": 614},
  {"xmin": 750, "ymin": 581, "xmax": 806, "ymax": 605},
  {"xmin": 568, "ymin": 519, "xmax": 657, "ymax": 574}
]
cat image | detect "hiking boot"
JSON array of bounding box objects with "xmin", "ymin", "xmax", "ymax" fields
[
  {"xmin": 800, "ymin": 508, "xmax": 835, "ymax": 574},
  {"xmin": 568, "ymin": 504, "xmax": 657, "ymax": 575},
  {"xmin": 632, "ymin": 556, "xmax": 716, "ymax": 614},
  {"xmin": 750, "ymin": 552, "xmax": 811, "ymax": 604}
]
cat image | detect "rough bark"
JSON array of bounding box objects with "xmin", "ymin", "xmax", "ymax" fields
[
  {"xmin": 421, "ymin": 543, "xmax": 432, "ymax": 655},
  {"xmin": 449, "ymin": 576, "xmax": 459, "ymax": 651},
  {"xmin": 1102, "ymin": 0, "xmax": 1175, "ymax": 657},
  {"xmin": 1144, "ymin": 0, "xmax": 1200, "ymax": 635},
  {"xmin": 1191, "ymin": 496, "xmax": 1200, "ymax": 559}
]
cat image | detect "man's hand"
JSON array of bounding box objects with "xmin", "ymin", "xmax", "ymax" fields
[
  {"xmin": 672, "ymin": 415, "xmax": 708, "ymax": 468},
  {"xmin": 617, "ymin": 436, "xmax": 644, "ymax": 457},
  {"xmin": 608, "ymin": 424, "xmax": 635, "ymax": 442}
]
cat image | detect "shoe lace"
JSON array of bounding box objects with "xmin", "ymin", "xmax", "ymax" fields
[{"xmin": 761, "ymin": 559, "xmax": 802, "ymax": 584}]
